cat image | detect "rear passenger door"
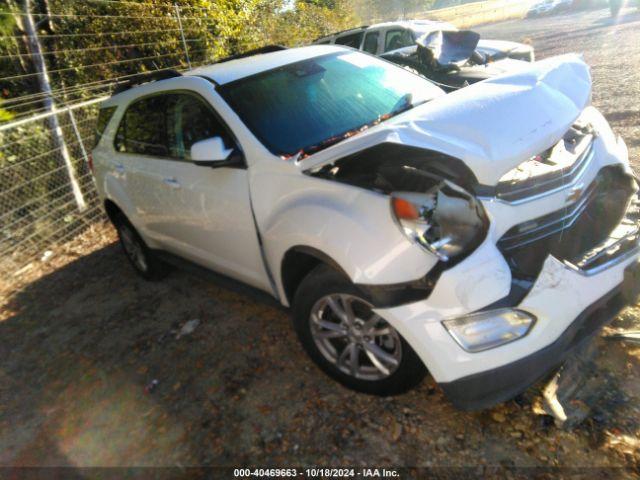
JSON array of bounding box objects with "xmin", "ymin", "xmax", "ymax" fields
[
  {"xmin": 114, "ymin": 91, "xmax": 270, "ymax": 291},
  {"xmin": 114, "ymin": 94, "xmax": 175, "ymax": 243}
]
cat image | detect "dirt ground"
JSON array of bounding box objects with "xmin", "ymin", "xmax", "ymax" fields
[{"xmin": 1, "ymin": 7, "xmax": 640, "ymax": 474}]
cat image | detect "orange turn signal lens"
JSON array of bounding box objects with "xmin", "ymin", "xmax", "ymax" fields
[{"xmin": 392, "ymin": 197, "xmax": 420, "ymax": 220}]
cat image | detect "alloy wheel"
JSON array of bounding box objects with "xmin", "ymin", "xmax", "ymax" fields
[{"xmin": 309, "ymin": 293, "xmax": 402, "ymax": 381}]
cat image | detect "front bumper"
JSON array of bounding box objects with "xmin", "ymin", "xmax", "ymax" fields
[
  {"xmin": 375, "ymin": 242, "xmax": 640, "ymax": 409},
  {"xmin": 374, "ymin": 124, "xmax": 639, "ymax": 410},
  {"xmin": 439, "ymin": 283, "xmax": 630, "ymax": 410}
]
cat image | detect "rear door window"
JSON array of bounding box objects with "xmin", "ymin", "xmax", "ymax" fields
[
  {"xmin": 115, "ymin": 95, "xmax": 169, "ymax": 156},
  {"xmin": 384, "ymin": 29, "xmax": 414, "ymax": 52},
  {"xmin": 362, "ymin": 31, "xmax": 379, "ymax": 54},
  {"xmin": 335, "ymin": 31, "xmax": 364, "ymax": 49}
]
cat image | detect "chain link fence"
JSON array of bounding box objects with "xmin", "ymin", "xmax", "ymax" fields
[
  {"xmin": 0, "ymin": 98, "xmax": 106, "ymax": 276},
  {"xmin": 0, "ymin": 1, "xmax": 209, "ymax": 279}
]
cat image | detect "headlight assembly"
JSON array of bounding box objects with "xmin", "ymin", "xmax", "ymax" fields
[{"xmin": 391, "ymin": 180, "xmax": 488, "ymax": 261}]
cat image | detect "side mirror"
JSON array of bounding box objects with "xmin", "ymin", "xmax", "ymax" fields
[{"xmin": 190, "ymin": 136, "xmax": 235, "ymax": 167}]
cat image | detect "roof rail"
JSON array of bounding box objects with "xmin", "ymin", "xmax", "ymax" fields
[
  {"xmin": 113, "ymin": 69, "xmax": 182, "ymax": 94},
  {"xmin": 214, "ymin": 45, "xmax": 288, "ymax": 64}
]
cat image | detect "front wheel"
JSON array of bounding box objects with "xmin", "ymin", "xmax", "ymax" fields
[{"xmin": 292, "ymin": 265, "xmax": 427, "ymax": 395}]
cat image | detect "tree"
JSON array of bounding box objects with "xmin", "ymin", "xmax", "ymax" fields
[
  {"xmin": 298, "ymin": 0, "xmax": 339, "ymax": 8},
  {"xmin": 265, "ymin": 0, "xmax": 356, "ymax": 45},
  {"xmin": 352, "ymin": 0, "xmax": 436, "ymax": 21}
]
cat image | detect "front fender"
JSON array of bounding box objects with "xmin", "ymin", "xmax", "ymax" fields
[{"xmin": 250, "ymin": 168, "xmax": 438, "ymax": 303}]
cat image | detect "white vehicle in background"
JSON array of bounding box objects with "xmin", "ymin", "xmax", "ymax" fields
[
  {"xmin": 314, "ymin": 20, "xmax": 535, "ymax": 63},
  {"xmin": 528, "ymin": 0, "xmax": 573, "ymax": 17},
  {"xmin": 92, "ymin": 45, "xmax": 639, "ymax": 410}
]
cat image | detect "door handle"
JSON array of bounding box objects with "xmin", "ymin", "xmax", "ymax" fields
[
  {"xmin": 163, "ymin": 177, "xmax": 181, "ymax": 189},
  {"xmin": 113, "ymin": 163, "xmax": 125, "ymax": 174}
]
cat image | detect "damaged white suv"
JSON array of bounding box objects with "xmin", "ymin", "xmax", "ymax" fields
[{"xmin": 92, "ymin": 45, "xmax": 640, "ymax": 410}]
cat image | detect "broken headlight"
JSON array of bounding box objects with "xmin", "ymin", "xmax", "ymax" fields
[{"xmin": 391, "ymin": 180, "xmax": 488, "ymax": 261}]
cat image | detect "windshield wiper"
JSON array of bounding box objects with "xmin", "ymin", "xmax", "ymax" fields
[
  {"xmin": 286, "ymin": 98, "xmax": 429, "ymax": 160},
  {"xmin": 389, "ymin": 97, "xmax": 428, "ymax": 118}
]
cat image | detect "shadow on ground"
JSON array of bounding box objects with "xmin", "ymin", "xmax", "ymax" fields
[{"xmin": 1, "ymin": 240, "xmax": 639, "ymax": 469}]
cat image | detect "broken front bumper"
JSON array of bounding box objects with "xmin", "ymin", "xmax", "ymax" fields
[
  {"xmin": 374, "ymin": 178, "xmax": 640, "ymax": 410},
  {"xmin": 441, "ymin": 282, "xmax": 629, "ymax": 410}
]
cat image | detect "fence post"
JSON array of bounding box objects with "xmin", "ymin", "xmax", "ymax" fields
[
  {"xmin": 23, "ymin": 0, "xmax": 86, "ymax": 212},
  {"xmin": 66, "ymin": 107, "xmax": 89, "ymax": 170},
  {"xmin": 174, "ymin": 3, "xmax": 192, "ymax": 69}
]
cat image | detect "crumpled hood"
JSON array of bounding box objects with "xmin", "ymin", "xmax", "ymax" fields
[{"xmin": 301, "ymin": 54, "xmax": 591, "ymax": 186}]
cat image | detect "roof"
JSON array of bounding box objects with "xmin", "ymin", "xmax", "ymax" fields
[
  {"xmin": 186, "ymin": 45, "xmax": 347, "ymax": 85},
  {"xmin": 312, "ymin": 20, "xmax": 459, "ymax": 45},
  {"xmin": 367, "ymin": 19, "xmax": 457, "ymax": 32}
]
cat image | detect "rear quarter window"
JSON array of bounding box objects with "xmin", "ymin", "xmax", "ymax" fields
[{"xmin": 94, "ymin": 106, "xmax": 117, "ymax": 148}]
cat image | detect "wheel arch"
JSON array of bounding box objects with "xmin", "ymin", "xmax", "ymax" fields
[
  {"xmin": 103, "ymin": 198, "xmax": 125, "ymax": 225},
  {"xmin": 280, "ymin": 246, "xmax": 348, "ymax": 307}
]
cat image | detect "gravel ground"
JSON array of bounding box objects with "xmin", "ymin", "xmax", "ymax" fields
[{"xmin": 1, "ymin": 8, "xmax": 640, "ymax": 474}]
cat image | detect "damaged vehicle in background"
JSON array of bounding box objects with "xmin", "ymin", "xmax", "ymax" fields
[
  {"xmin": 314, "ymin": 21, "xmax": 534, "ymax": 91},
  {"xmin": 380, "ymin": 30, "xmax": 528, "ymax": 92},
  {"xmin": 92, "ymin": 45, "xmax": 640, "ymax": 410},
  {"xmin": 313, "ymin": 20, "xmax": 535, "ymax": 62},
  {"xmin": 528, "ymin": 0, "xmax": 574, "ymax": 17}
]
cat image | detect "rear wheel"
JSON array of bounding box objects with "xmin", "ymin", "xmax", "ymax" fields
[
  {"xmin": 292, "ymin": 265, "xmax": 426, "ymax": 395},
  {"xmin": 113, "ymin": 214, "xmax": 168, "ymax": 280}
]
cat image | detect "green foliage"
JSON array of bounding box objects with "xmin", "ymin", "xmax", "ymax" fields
[
  {"xmin": 299, "ymin": 0, "xmax": 339, "ymax": 8},
  {"xmin": 352, "ymin": 0, "xmax": 436, "ymax": 21},
  {"xmin": 0, "ymin": 0, "xmax": 362, "ymax": 113},
  {"xmin": 266, "ymin": 0, "xmax": 357, "ymax": 46},
  {"xmin": 0, "ymin": 105, "xmax": 13, "ymax": 121}
]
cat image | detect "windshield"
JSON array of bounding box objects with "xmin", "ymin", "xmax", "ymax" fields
[{"xmin": 218, "ymin": 51, "xmax": 444, "ymax": 157}]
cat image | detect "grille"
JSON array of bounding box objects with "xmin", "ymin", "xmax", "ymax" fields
[
  {"xmin": 497, "ymin": 167, "xmax": 638, "ymax": 279},
  {"xmin": 571, "ymin": 192, "xmax": 640, "ymax": 272},
  {"xmin": 496, "ymin": 124, "xmax": 594, "ymax": 203}
]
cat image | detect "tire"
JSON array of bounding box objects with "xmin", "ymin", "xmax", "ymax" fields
[
  {"xmin": 113, "ymin": 213, "xmax": 169, "ymax": 280},
  {"xmin": 292, "ymin": 265, "xmax": 427, "ymax": 395}
]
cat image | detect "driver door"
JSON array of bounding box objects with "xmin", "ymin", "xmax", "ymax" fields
[{"xmin": 158, "ymin": 92, "xmax": 270, "ymax": 290}]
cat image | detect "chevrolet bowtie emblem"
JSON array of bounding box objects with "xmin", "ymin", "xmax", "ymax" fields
[{"xmin": 566, "ymin": 184, "xmax": 584, "ymax": 203}]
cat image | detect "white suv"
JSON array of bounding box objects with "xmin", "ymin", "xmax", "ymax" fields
[{"xmin": 92, "ymin": 45, "xmax": 640, "ymax": 410}]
